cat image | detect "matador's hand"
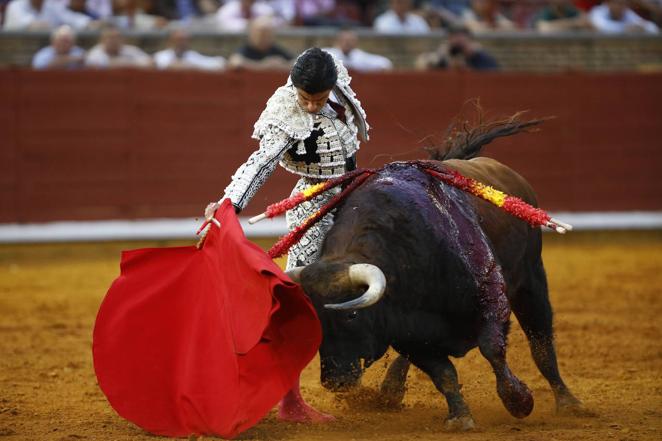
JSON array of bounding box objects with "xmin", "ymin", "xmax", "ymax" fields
[{"xmin": 204, "ymin": 202, "xmax": 220, "ymax": 220}]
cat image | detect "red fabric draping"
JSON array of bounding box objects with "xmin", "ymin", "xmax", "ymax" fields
[{"xmin": 93, "ymin": 200, "xmax": 321, "ymax": 438}]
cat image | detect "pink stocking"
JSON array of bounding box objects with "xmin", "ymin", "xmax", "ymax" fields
[{"xmin": 278, "ymin": 376, "xmax": 335, "ymax": 423}]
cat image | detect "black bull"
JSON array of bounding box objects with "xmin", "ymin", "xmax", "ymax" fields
[{"xmin": 294, "ymin": 158, "xmax": 585, "ymax": 429}]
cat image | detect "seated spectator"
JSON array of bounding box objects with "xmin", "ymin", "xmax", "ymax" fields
[
  {"xmin": 589, "ymin": 0, "xmax": 659, "ymax": 33},
  {"xmin": 215, "ymin": 0, "xmax": 275, "ymax": 32},
  {"xmin": 227, "ymin": 16, "xmax": 292, "ymax": 70},
  {"xmin": 85, "ymin": 25, "xmax": 153, "ymax": 68},
  {"xmin": 334, "ymin": 0, "xmax": 378, "ymax": 27},
  {"xmin": 461, "ymin": 0, "xmax": 515, "ymax": 33},
  {"xmin": 85, "ymin": 0, "xmax": 112, "ymax": 19},
  {"xmin": 426, "ymin": 0, "xmax": 470, "ymax": 16},
  {"xmin": 270, "ymin": 0, "xmax": 358, "ymax": 26},
  {"xmin": 416, "ymin": 25, "xmax": 499, "ymax": 70},
  {"xmin": 145, "ymin": 0, "xmax": 219, "ymax": 21},
  {"xmin": 3, "ymin": 0, "xmax": 95, "ymax": 30},
  {"xmin": 67, "ymin": 0, "xmax": 112, "ymax": 20},
  {"xmin": 534, "ymin": 0, "xmax": 592, "ymax": 33},
  {"xmin": 270, "ymin": 0, "xmax": 331, "ymax": 24},
  {"xmin": 111, "ymin": 0, "xmax": 169, "ymax": 30},
  {"xmin": 373, "ymin": 0, "xmax": 430, "ymax": 33},
  {"xmin": 32, "ymin": 24, "xmax": 85, "ymax": 69},
  {"xmin": 421, "ymin": 0, "xmax": 470, "ymax": 29},
  {"xmin": 323, "ymin": 28, "xmax": 393, "ymax": 72},
  {"xmin": 153, "ymin": 28, "xmax": 226, "ymax": 70}
]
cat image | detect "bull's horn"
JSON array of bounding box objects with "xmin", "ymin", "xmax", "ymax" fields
[
  {"xmin": 285, "ymin": 267, "xmax": 305, "ymax": 283},
  {"xmin": 325, "ymin": 264, "xmax": 386, "ymax": 310}
]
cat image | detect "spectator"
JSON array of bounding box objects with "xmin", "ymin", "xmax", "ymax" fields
[
  {"xmin": 373, "ymin": 0, "xmax": 430, "ymax": 33},
  {"xmin": 322, "ymin": 28, "xmax": 393, "ymax": 72},
  {"xmin": 425, "ymin": 0, "xmax": 470, "ymax": 16},
  {"xmin": 153, "ymin": 28, "xmax": 226, "ymax": 70},
  {"xmin": 270, "ymin": 0, "xmax": 332, "ymax": 25},
  {"xmin": 228, "ymin": 16, "xmax": 292, "ymax": 70},
  {"xmin": 85, "ymin": 25, "xmax": 153, "ymax": 68},
  {"xmin": 111, "ymin": 0, "xmax": 169, "ymax": 30},
  {"xmin": 335, "ymin": 0, "xmax": 379, "ymax": 26},
  {"xmin": 270, "ymin": 0, "xmax": 357, "ymax": 26},
  {"xmin": 85, "ymin": 0, "xmax": 112, "ymax": 18},
  {"xmin": 3, "ymin": 0, "xmax": 94, "ymax": 30},
  {"xmin": 421, "ymin": 0, "xmax": 470, "ymax": 29},
  {"xmin": 145, "ymin": 0, "xmax": 219, "ymax": 21},
  {"xmin": 461, "ymin": 0, "xmax": 515, "ymax": 33},
  {"xmin": 32, "ymin": 24, "xmax": 84, "ymax": 69},
  {"xmin": 67, "ymin": 0, "xmax": 112, "ymax": 19},
  {"xmin": 589, "ymin": 0, "xmax": 659, "ymax": 33},
  {"xmin": 534, "ymin": 0, "xmax": 592, "ymax": 33},
  {"xmin": 416, "ymin": 25, "xmax": 499, "ymax": 70},
  {"xmin": 215, "ymin": 0, "xmax": 275, "ymax": 32}
]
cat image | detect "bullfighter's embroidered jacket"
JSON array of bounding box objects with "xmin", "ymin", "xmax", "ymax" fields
[{"xmin": 223, "ymin": 57, "xmax": 369, "ymax": 211}]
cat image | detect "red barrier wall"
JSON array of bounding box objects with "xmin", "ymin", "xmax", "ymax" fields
[{"xmin": 1, "ymin": 69, "xmax": 661, "ymax": 223}]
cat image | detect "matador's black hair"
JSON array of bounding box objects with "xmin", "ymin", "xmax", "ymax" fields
[{"xmin": 290, "ymin": 48, "xmax": 337, "ymax": 94}]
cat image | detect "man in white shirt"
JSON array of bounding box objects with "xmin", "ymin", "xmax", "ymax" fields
[
  {"xmin": 589, "ymin": 0, "xmax": 659, "ymax": 34},
  {"xmin": 373, "ymin": 0, "xmax": 430, "ymax": 34},
  {"xmin": 323, "ymin": 29, "xmax": 393, "ymax": 72},
  {"xmin": 85, "ymin": 25, "xmax": 152, "ymax": 68},
  {"xmin": 153, "ymin": 28, "xmax": 226, "ymax": 71},
  {"xmin": 4, "ymin": 0, "xmax": 93, "ymax": 30},
  {"xmin": 32, "ymin": 24, "xmax": 85, "ymax": 69}
]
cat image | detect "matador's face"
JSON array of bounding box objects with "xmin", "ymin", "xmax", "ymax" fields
[{"xmin": 296, "ymin": 88, "xmax": 332, "ymax": 114}]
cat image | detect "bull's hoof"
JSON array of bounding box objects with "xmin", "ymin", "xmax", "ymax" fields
[
  {"xmin": 556, "ymin": 394, "xmax": 596, "ymax": 417},
  {"xmin": 375, "ymin": 392, "xmax": 405, "ymax": 410},
  {"xmin": 444, "ymin": 415, "xmax": 476, "ymax": 432},
  {"xmin": 377, "ymin": 383, "xmax": 406, "ymax": 410},
  {"xmin": 497, "ymin": 377, "xmax": 534, "ymax": 419}
]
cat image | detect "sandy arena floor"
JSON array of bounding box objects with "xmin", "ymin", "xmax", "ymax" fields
[{"xmin": 0, "ymin": 231, "xmax": 660, "ymax": 441}]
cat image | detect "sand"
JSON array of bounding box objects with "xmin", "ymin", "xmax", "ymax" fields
[{"xmin": 0, "ymin": 231, "xmax": 661, "ymax": 440}]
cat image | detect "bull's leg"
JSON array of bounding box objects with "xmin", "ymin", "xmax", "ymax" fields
[
  {"xmin": 408, "ymin": 354, "xmax": 475, "ymax": 431},
  {"xmin": 378, "ymin": 355, "xmax": 411, "ymax": 408},
  {"xmin": 478, "ymin": 322, "xmax": 534, "ymax": 419},
  {"xmin": 511, "ymin": 261, "xmax": 591, "ymax": 416}
]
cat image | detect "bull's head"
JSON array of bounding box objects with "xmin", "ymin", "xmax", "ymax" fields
[{"xmin": 287, "ymin": 262, "xmax": 389, "ymax": 392}]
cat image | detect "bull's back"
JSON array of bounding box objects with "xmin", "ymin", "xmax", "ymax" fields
[
  {"xmin": 441, "ymin": 157, "xmax": 543, "ymax": 282},
  {"xmin": 443, "ymin": 157, "xmax": 538, "ymax": 206}
]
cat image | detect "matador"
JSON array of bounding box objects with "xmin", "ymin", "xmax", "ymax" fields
[{"xmin": 206, "ymin": 47, "xmax": 369, "ymax": 422}]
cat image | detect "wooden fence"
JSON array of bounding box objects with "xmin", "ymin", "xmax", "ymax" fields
[{"xmin": 1, "ymin": 69, "xmax": 660, "ymax": 223}]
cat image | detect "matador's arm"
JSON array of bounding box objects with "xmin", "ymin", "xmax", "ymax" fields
[{"xmin": 222, "ymin": 126, "xmax": 295, "ymax": 212}]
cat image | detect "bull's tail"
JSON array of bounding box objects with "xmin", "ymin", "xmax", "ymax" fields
[{"xmin": 425, "ymin": 100, "xmax": 551, "ymax": 161}]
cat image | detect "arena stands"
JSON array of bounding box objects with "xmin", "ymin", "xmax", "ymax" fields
[{"xmin": 0, "ymin": 1, "xmax": 660, "ymax": 71}]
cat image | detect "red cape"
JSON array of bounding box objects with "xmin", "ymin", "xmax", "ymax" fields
[{"xmin": 93, "ymin": 200, "xmax": 321, "ymax": 438}]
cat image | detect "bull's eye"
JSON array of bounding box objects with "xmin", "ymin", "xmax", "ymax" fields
[{"xmin": 346, "ymin": 311, "xmax": 358, "ymax": 321}]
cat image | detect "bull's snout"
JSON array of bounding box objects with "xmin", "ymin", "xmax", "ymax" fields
[{"xmin": 320, "ymin": 358, "xmax": 362, "ymax": 392}]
